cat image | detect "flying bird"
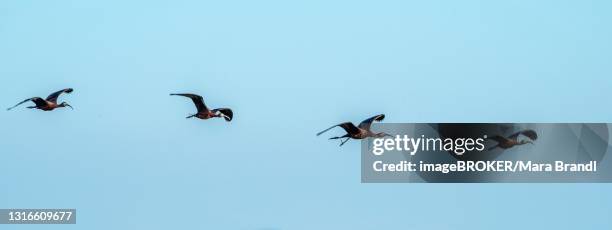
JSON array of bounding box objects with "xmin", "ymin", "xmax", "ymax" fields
[
  {"xmin": 317, "ymin": 114, "xmax": 391, "ymax": 146},
  {"xmin": 170, "ymin": 93, "xmax": 233, "ymax": 122},
  {"xmin": 487, "ymin": 129, "xmax": 538, "ymax": 150},
  {"xmin": 7, "ymin": 88, "xmax": 74, "ymax": 111}
]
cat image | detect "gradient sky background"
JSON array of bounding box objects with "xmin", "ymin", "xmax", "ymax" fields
[{"xmin": 1, "ymin": 0, "xmax": 612, "ymax": 229}]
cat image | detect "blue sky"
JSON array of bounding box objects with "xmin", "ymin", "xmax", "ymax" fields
[{"xmin": 1, "ymin": 0, "xmax": 611, "ymax": 229}]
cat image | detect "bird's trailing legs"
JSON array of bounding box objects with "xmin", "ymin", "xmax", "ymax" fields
[
  {"xmin": 330, "ymin": 134, "xmax": 351, "ymax": 146},
  {"xmin": 340, "ymin": 137, "xmax": 351, "ymax": 146},
  {"xmin": 186, "ymin": 114, "xmax": 196, "ymax": 119}
]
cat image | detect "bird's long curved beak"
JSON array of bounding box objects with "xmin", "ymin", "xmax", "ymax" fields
[{"xmin": 66, "ymin": 104, "xmax": 74, "ymax": 110}]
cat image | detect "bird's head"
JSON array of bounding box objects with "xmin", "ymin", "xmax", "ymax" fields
[
  {"xmin": 60, "ymin": 102, "xmax": 73, "ymax": 110},
  {"xmin": 375, "ymin": 132, "xmax": 393, "ymax": 138}
]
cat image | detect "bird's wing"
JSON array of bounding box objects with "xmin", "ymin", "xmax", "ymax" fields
[
  {"xmin": 45, "ymin": 88, "xmax": 73, "ymax": 103},
  {"xmin": 170, "ymin": 93, "xmax": 209, "ymax": 113},
  {"xmin": 317, "ymin": 122, "xmax": 360, "ymax": 136},
  {"xmin": 508, "ymin": 129, "xmax": 538, "ymax": 141},
  {"xmin": 487, "ymin": 135, "xmax": 509, "ymax": 143},
  {"xmin": 358, "ymin": 114, "xmax": 385, "ymax": 130},
  {"xmin": 212, "ymin": 108, "xmax": 233, "ymax": 122},
  {"xmin": 7, "ymin": 97, "xmax": 47, "ymax": 110}
]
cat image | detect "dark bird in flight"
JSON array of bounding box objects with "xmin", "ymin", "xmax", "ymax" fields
[
  {"xmin": 7, "ymin": 88, "xmax": 74, "ymax": 111},
  {"xmin": 317, "ymin": 114, "xmax": 391, "ymax": 146},
  {"xmin": 170, "ymin": 93, "xmax": 233, "ymax": 122},
  {"xmin": 487, "ymin": 129, "xmax": 538, "ymax": 150}
]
